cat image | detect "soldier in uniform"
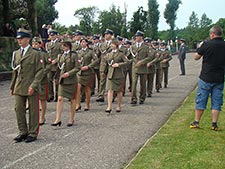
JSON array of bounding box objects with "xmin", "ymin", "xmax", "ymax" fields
[
  {"xmin": 75, "ymin": 38, "xmax": 99, "ymax": 111},
  {"xmin": 151, "ymin": 41, "xmax": 162, "ymax": 92},
  {"xmin": 178, "ymin": 38, "xmax": 186, "ymax": 75},
  {"xmin": 51, "ymin": 38, "xmax": 81, "ymax": 127},
  {"xmin": 145, "ymin": 38, "xmax": 160, "ymax": 97},
  {"xmin": 130, "ymin": 30, "xmax": 153, "ymax": 104},
  {"xmin": 10, "ymin": 28, "xmax": 43, "ymax": 143},
  {"xmin": 96, "ymin": 29, "xmax": 113, "ymax": 102},
  {"xmin": 159, "ymin": 42, "xmax": 172, "ymax": 88},
  {"xmin": 32, "ymin": 36, "xmax": 52, "ymax": 125},
  {"xmin": 45, "ymin": 29, "xmax": 62, "ymax": 102},
  {"xmin": 123, "ymin": 39, "xmax": 133, "ymax": 93},
  {"xmin": 91, "ymin": 35, "xmax": 101, "ymax": 95},
  {"xmin": 104, "ymin": 39, "xmax": 128, "ymax": 113},
  {"xmin": 72, "ymin": 30, "xmax": 83, "ymax": 52}
]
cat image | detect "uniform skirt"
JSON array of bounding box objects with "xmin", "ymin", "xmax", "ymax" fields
[
  {"xmin": 107, "ymin": 78, "xmax": 124, "ymax": 92},
  {"xmin": 39, "ymin": 83, "xmax": 48, "ymax": 100},
  {"xmin": 78, "ymin": 73, "xmax": 94, "ymax": 87},
  {"xmin": 58, "ymin": 83, "xmax": 77, "ymax": 99}
]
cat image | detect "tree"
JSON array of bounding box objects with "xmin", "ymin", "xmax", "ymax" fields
[
  {"xmin": 188, "ymin": 11, "xmax": 199, "ymax": 28},
  {"xmin": 74, "ymin": 6, "xmax": 99, "ymax": 35},
  {"xmin": 200, "ymin": 13, "xmax": 212, "ymax": 28},
  {"xmin": 129, "ymin": 6, "xmax": 148, "ymax": 37},
  {"xmin": 164, "ymin": 0, "xmax": 182, "ymax": 39},
  {"xmin": 98, "ymin": 5, "xmax": 124, "ymax": 36},
  {"xmin": 147, "ymin": 0, "xmax": 160, "ymax": 39}
]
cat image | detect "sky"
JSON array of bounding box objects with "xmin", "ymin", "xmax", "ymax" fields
[{"xmin": 55, "ymin": 0, "xmax": 225, "ymax": 31}]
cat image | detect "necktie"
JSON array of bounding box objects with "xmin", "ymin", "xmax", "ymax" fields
[{"xmin": 21, "ymin": 49, "xmax": 24, "ymax": 57}]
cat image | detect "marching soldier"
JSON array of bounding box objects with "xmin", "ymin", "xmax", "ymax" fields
[
  {"xmin": 151, "ymin": 41, "xmax": 163, "ymax": 92},
  {"xmin": 160, "ymin": 42, "xmax": 172, "ymax": 88},
  {"xmin": 96, "ymin": 28, "xmax": 113, "ymax": 102},
  {"xmin": 145, "ymin": 38, "xmax": 160, "ymax": 97},
  {"xmin": 130, "ymin": 30, "xmax": 153, "ymax": 105},
  {"xmin": 51, "ymin": 38, "xmax": 81, "ymax": 127},
  {"xmin": 75, "ymin": 38, "xmax": 99, "ymax": 111},
  {"xmin": 91, "ymin": 35, "xmax": 101, "ymax": 95},
  {"xmin": 32, "ymin": 36, "xmax": 52, "ymax": 125},
  {"xmin": 72, "ymin": 30, "xmax": 83, "ymax": 51},
  {"xmin": 123, "ymin": 39, "xmax": 133, "ymax": 93},
  {"xmin": 45, "ymin": 29, "xmax": 62, "ymax": 102},
  {"xmin": 104, "ymin": 39, "xmax": 129, "ymax": 113},
  {"xmin": 178, "ymin": 38, "xmax": 186, "ymax": 75},
  {"xmin": 10, "ymin": 28, "xmax": 43, "ymax": 143}
]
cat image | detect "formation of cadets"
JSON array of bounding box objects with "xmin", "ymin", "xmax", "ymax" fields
[{"xmin": 10, "ymin": 27, "xmax": 172, "ymax": 143}]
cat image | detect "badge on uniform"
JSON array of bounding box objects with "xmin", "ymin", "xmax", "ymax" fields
[{"xmin": 40, "ymin": 59, "xmax": 44, "ymax": 64}]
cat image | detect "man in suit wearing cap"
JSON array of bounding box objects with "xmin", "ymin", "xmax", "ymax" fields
[
  {"xmin": 130, "ymin": 30, "xmax": 153, "ymax": 104},
  {"xmin": 178, "ymin": 38, "xmax": 186, "ymax": 75},
  {"xmin": 45, "ymin": 29, "xmax": 62, "ymax": 102},
  {"xmin": 96, "ymin": 28, "xmax": 113, "ymax": 102},
  {"xmin": 10, "ymin": 28, "xmax": 43, "ymax": 143}
]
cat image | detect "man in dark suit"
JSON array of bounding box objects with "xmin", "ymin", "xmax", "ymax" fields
[{"xmin": 178, "ymin": 38, "xmax": 186, "ymax": 75}]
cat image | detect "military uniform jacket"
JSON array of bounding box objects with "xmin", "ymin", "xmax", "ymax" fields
[
  {"xmin": 77, "ymin": 48, "xmax": 99, "ymax": 76},
  {"xmin": 130, "ymin": 43, "xmax": 153, "ymax": 74},
  {"xmin": 72, "ymin": 42, "xmax": 82, "ymax": 52},
  {"xmin": 10, "ymin": 46, "xmax": 43, "ymax": 96},
  {"xmin": 153, "ymin": 48, "xmax": 163, "ymax": 69},
  {"xmin": 35, "ymin": 48, "xmax": 52, "ymax": 84},
  {"xmin": 99, "ymin": 42, "xmax": 112, "ymax": 72},
  {"xmin": 45, "ymin": 40, "xmax": 62, "ymax": 71},
  {"xmin": 56, "ymin": 51, "xmax": 81, "ymax": 85},
  {"xmin": 147, "ymin": 48, "xmax": 160, "ymax": 74},
  {"xmin": 160, "ymin": 49, "xmax": 172, "ymax": 68},
  {"xmin": 106, "ymin": 50, "xmax": 128, "ymax": 79},
  {"xmin": 92, "ymin": 43, "xmax": 101, "ymax": 69}
]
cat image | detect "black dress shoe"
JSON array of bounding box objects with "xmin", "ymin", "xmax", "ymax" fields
[
  {"xmin": 130, "ymin": 100, "xmax": 137, "ymax": 104},
  {"xmin": 14, "ymin": 134, "xmax": 27, "ymax": 143},
  {"xmin": 67, "ymin": 120, "xmax": 74, "ymax": 127},
  {"xmin": 96, "ymin": 97, "xmax": 104, "ymax": 102},
  {"xmin": 147, "ymin": 94, "xmax": 152, "ymax": 97},
  {"xmin": 51, "ymin": 121, "xmax": 62, "ymax": 127},
  {"xmin": 76, "ymin": 106, "xmax": 81, "ymax": 111},
  {"xmin": 39, "ymin": 119, "xmax": 46, "ymax": 126},
  {"xmin": 105, "ymin": 109, "xmax": 112, "ymax": 113},
  {"xmin": 116, "ymin": 109, "xmax": 121, "ymax": 112},
  {"xmin": 84, "ymin": 108, "xmax": 89, "ymax": 111},
  {"xmin": 139, "ymin": 101, "xmax": 144, "ymax": 104},
  {"xmin": 25, "ymin": 136, "xmax": 37, "ymax": 143},
  {"xmin": 47, "ymin": 97, "xmax": 54, "ymax": 102}
]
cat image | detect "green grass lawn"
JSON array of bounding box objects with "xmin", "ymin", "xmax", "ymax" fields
[{"xmin": 125, "ymin": 88, "xmax": 225, "ymax": 169}]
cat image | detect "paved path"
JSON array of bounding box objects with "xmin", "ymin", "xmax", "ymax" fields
[{"xmin": 0, "ymin": 53, "xmax": 201, "ymax": 169}]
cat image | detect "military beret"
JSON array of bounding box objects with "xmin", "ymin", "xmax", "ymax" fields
[
  {"xmin": 49, "ymin": 29, "xmax": 58, "ymax": 35},
  {"xmin": 104, "ymin": 28, "xmax": 114, "ymax": 35},
  {"xmin": 152, "ymin": 41, "xmax": 159, "ymax": 46},
  {"xmin": 92, "ymin": 35, "xmax": 100, "ymax": 40},
  {"xmin": 32, "ymin": 36, "xmax": 42, "ymax": 43},
  {"xmin": 144, "ymin": 37, "xmax": 152, "ymax": 43},
  {"xmin": 75, "ymin": 30, "xmax": 84, "ymax": 36},
  {"xmin": 135, "ymin": 30, "xmax": 144, "ymax": 37},
  {"xmin": 160, "ymin": 42, "xmax": 167, "ymax": 46},
  {"xmin": 117, "ymin": 36, "xmax": 123, "ymax": 41},
  {"xmin": 16, "ymin": 28, "xmax": 32, "ymax": 39}
]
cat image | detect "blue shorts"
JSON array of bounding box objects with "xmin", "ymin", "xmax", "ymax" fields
[{"xmin": 195, "ymin": 79, "xmax": 224, "ymax": 111}]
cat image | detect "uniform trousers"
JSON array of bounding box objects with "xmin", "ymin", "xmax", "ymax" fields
[
  {"xmin": 155, "ymin": 68, "xmax": 161, "ymax": 91},
  {"xmin": 147, "ymin": 72, "xmax": 155, "ymax": 95},
  {"xmin": 131, "ymin": 73, "xmax": 146, "ymax": 102},
  {"xmin": 14, "ymin": 94, "xmax": 39, "ymax": 137},
  {"xmin": 160, "ymin": 67, "xmax": 169, "ymax": 87}
]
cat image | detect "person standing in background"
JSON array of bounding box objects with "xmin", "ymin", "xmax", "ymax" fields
[{"xmin": 178, "ymin": 38, "xmax": 186, "ymax": 75}]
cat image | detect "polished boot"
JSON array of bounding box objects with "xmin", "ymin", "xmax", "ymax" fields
[
  {"xmin": 14, "ymin": 134, "xmax": 27, "ymax": 143},
  {"xmin": 25, "ymin": 136, "xmax": 37, "ymax": 143}
]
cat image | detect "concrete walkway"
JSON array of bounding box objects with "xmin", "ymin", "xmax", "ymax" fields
[{"xmin": 0, "ymin": 53, "xmax": 201, "ymax": 169}]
